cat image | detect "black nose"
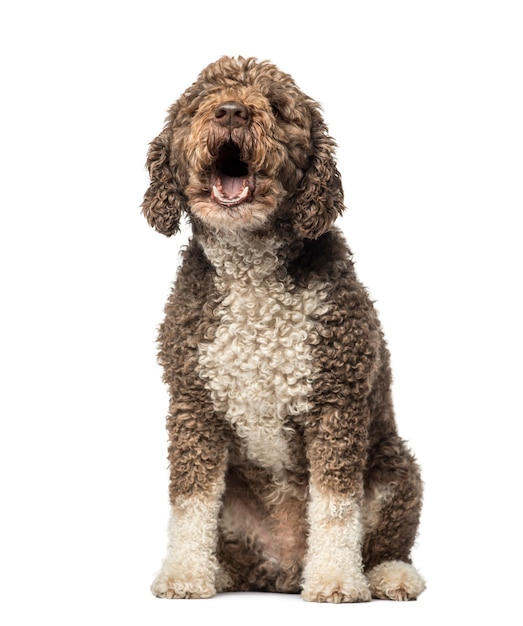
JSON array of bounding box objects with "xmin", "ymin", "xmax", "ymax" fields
[{"xmin": 214, "ymin": 101, "xmax": 249, "ymax": 128}]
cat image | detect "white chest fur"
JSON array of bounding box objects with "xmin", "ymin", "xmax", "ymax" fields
[{"xmin": 197, "ymin": 234, "xmax": 328, "ymax": 475}]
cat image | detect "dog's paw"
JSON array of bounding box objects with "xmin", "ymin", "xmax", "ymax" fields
[
  {"xmin": 151, "ymin": 571, "xmax": 216, "ymax": 599},
  {"xmin": 367, "ymin": 561, "xmax": 425, "ymax": 601},
  {"xmin": 301, "ymin": 572, "xmax": 372, "ymax": 603}
]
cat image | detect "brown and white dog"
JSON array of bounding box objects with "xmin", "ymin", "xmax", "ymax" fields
[{"xmin": 142, "ymin": 56, "xmax": 425, "ymax": 603}]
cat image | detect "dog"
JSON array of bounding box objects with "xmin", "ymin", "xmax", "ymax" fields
[{"xmin": 142, "ymin": 56, "xmax": 425, "ymax": 603}]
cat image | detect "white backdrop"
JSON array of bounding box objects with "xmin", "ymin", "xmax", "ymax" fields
[{"xmin": 1, "ymin": 1, "xmax": 521, "ymax": 624}]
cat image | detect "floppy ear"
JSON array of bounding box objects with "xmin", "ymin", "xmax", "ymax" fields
[
  {"xmin": 141, "ymin": 126, "xmax": 186, "ymax": 237},
  {"xmin": 293, "ymin": 109, "xmax": 345, "ymax": 239}
]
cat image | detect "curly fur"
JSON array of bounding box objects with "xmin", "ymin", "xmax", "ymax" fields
[{"xmin": 143, "ymin": 56, "xmax": 425, "ymax": 603}]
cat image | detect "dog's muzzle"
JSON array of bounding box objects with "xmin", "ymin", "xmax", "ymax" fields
[{"xmin": 210, "ymin": 102, "xmax": 255, "ymax": 207}]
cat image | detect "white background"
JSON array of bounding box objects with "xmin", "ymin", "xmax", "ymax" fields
[{"xmin": 1, "ymin": 1, "xmax": 521, "ymax": 624}]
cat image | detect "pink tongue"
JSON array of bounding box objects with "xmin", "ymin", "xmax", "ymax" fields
[{"xmin": 221, "ymin": 175, "xmax": 244, "ymax": 198}]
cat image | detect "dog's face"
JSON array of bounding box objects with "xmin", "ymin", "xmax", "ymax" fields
[
  {"xmin": 142, "ymin": 56, "xmax": 344, "ymax": 238},
  {"xmin": 180, "ymin": 60, "xmax": 311, "ymax": 232}
]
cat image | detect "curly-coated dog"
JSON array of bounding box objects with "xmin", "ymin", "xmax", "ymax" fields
[{"xmin": 142, "ymin": 56, "xmax": 425, "ymax": 603}]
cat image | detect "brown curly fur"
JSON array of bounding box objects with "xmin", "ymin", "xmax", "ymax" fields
[{"xmin": 142, "ymin": 56, "xmax": 424, "ymax": 602}]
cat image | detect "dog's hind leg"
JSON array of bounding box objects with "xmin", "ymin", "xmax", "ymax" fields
[
  {"xmin": 362, "ymin": 441, "xmax": 425, "ymax": 600},
  {"xmin": 366, "ymin": 560, "xmax": 425, "ymax": 601}
]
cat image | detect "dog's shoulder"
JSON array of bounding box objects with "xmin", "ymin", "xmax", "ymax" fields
[
  {"xmin": 171, "ymin": 237, "xmax": 214, "ymax": 292},
  {"xmin": 290, "ymin": 229, "xmax": 358, "ymax": 287}
]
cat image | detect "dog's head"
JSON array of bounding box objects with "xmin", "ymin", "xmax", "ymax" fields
[{"xmin": 142, "ymin": 56, "xmax": 344, "ymax": 238}]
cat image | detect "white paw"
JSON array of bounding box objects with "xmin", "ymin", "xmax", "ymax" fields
[
  {"xmin": 302, "ymin": 572, "xmax": 372, "ymax": 603},
  {"xmin": 151, "ymin": 570, "xmax": 216, "ymax": 599},
  {"xmin": 367, "ymin": 561, "xmax": 426, "ymax": 601}
]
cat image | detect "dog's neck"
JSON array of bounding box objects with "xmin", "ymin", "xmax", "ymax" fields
[{"xmin": 196, "ymin": 226, "xmax": 301, "ymax": 280}]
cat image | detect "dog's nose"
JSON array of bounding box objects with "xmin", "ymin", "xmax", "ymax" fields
[{"xmin": 214, "ymin": 101, "xmax": 249, "ymax": 128}]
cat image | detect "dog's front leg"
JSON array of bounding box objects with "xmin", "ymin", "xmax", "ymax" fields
[
  {"xmin": 151, "ymin": 403, "xmax": 228, "ymax": 599},
  {"xmin": 301, "ymin": 407, "xmax": 371, "ymax": 603}
]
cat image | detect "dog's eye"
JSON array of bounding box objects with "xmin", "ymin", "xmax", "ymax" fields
[{"xmin": 271, "ymin": 104, "xmax": 280, "ymax": 118}]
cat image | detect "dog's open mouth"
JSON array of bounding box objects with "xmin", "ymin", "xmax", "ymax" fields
[{"xmin": 210, "ymin": 141, "xmax": 254, "ymax": 207}]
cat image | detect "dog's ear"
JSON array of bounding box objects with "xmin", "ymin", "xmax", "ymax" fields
[
  {"xmin": 141, "ymin": 124, "xmax": 186, "ymax": 237},
  {"xmin": 293, "ymin": 108, "xmax": 345, "ymax": 239}
]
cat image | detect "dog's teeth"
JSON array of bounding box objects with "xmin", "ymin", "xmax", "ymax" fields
[{"xmin": 212, "ymin": 185, "xmax": 226, "ymax": 202}]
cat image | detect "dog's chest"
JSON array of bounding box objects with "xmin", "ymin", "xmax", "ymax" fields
[{"xmin": 197, "ymin": 235, "xmax": 328, "ymax": 474}]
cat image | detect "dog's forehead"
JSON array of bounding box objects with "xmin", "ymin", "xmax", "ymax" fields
[{"xmin": 196, "ymin": 56, "xmax": 297, "ymax": 95}]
